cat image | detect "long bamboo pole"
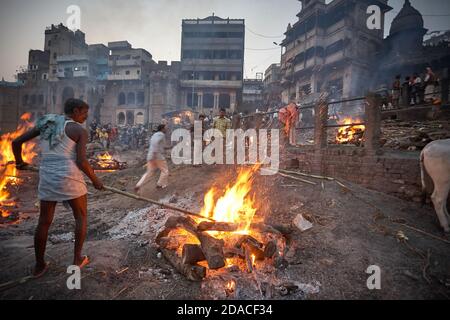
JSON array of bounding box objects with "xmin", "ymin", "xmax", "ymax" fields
[
  {"xmin": 100, "ymin": 185, "xmax": 215, "ymax": 222},
  {"xmin": 13, "ymin": 165, "xmax": 215, "ymax": 222}
]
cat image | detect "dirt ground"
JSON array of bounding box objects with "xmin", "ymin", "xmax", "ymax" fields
[{"xmin": 0, "ymin": 150, "xmax": 449, "ymax": 300}]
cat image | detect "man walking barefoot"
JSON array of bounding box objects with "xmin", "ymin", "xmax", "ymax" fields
[{"xmin": 12, "ymin": 99, "xmax": 104, "ymax": 278}]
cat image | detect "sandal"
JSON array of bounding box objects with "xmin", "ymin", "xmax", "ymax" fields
[{"xmin": 78, "ymin": 256, "xmax": 90, "ymax": 269}]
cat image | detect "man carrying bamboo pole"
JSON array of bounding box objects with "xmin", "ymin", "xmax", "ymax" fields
[{"xmin": 12, "ymin": 99, "xmax": 104, "ymax": 278}]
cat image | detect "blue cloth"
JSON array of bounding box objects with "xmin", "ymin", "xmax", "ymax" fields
[{"xmin": 36, "ymin": 114, "xmax": 67, "ymax": 150}]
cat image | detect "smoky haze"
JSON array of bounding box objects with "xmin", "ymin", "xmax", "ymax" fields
[{"xmin": 0, "ymin": 0, "xmax": 449, "ymax": 81}]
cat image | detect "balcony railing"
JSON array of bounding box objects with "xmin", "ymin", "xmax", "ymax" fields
[
  {"xmin": 107, "ymin": 74, "xmax": 141, "ymax": 81},
  {"xmin": 109, "ymin": 59, "xmax": 141, "ymax": 67},
  {"xmin": 180, "ymin": 80, "xmax": 242, "ymax": 89}
]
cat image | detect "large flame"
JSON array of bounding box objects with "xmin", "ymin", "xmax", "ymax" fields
[
  {"xmin": 336, "ymin": 117, "xmax": 365, "ymax": 144},
  {"xmin": 0, "ymin": 113, "xmax": 37, "ymax": 215},
  {"xmin": 199, "ymin": 165, "xmax": 260, "ymax": 237}
]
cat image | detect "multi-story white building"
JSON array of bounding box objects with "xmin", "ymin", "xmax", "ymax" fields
[{"xmin": 180, "ymin": 15, "xmax": 245, "ymax": 113}]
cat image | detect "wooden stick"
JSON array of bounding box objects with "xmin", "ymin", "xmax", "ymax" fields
[
  {"xmin": 394, "ymin": 222, "xmax": 450, "ymax": 245},
  {"xmin": 98, "ymin": 185, "xmax": 215, "ymax": 222},
  {"xmin": 10, "ymin": 167, "xmax": 224, "ymax": 224},
  {"xmin": 277, "ymin": 173, "xmax": 316, "ymax": 186},
  {"xmin": 279, "ymin": 169, "xmax": 335, "ymax": 181}
]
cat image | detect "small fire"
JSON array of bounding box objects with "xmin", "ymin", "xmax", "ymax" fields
[
  {"xmin": 199, "ymin": 165, "xmax": 260, "ymax": 238},
  {"xmin": 251, "ymin": 254, "xmax": 256, "ymax": 268},
  {"xmin": 1, "ymin": 209, "xmax": 10, "ymax": 218},
  {"xmin": 91, "ymin": 152, "xmax": 127, "ymax": 172},
  {"xmin": 336, "ymin": 117, "xmax": 365, "ymax": 144},
  {"xmin": 226, "ymin": 280, "xmax": 236, "ymax": 292},
  {"xmin": 96, "ymin": 152, "xmax": 117, "ymax": 171},
  {"xmin": 97, "ymin": 152, "xmax": 113, "ymax": 166},
  {"xmin": 0, "ymin": 113, "xmax": 37, "ymax": 217}
]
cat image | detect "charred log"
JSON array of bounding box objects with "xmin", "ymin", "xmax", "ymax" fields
[
  {"xmin": 160, "ymin": 248, "xmax": 206, "ymax": 282},
  {"xmin": 197, "ymin": 232, "xmax": 226, "ymax": 270},
  {"xmin": 197, "ymin": 221, "xmax": 239, "ymax": 232},
  {"xmin": 182, "ymin": 244, "xmax": 206, "ymax": 265},
  {"xmin": 264, "ymin": 240, "xmax": 278, "ymax": 258}
]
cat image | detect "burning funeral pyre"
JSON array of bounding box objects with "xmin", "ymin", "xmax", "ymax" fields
[
  {"xmin": 335, "ymin": 117, "xmax": 366, "ymax": 146},
  {"xmin": 155, "ymin": 165, "xmax": 288, "ymax": 292},
  {"xmin": 89, "ymin": 152, "xmax": 128, "ymax": 172},
  {"xmin": 0, "ymin": 113, "xmax": 38, "ymax": 224}
]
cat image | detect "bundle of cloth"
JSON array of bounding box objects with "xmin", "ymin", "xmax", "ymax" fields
[{"xmin": 278, "ymin": 103, "xmax": 299, "ymax": 145}]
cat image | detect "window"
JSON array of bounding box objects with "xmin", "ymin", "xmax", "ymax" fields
[
  {"xmin": 187, "ymin": 93, "xmax": 198, "ymax": 108},
  {"xmin": 203, "ymin": 94, "xmax": 214, "ymax": 108},
  {"xmin": 126, "ymin": 111, "xmax": 134, "ymax": 125},
  {"xmin": 127, "ymin": 92, "xmax": 136, "ymax": 105},
  {"xmin": 117, "ymin": 112, "xmax": 126, "ymax": 126},
  {"xmin": 38, "ymin": 95, "xmax": 44, "ymax": 105},
  {"xmin": 137, "ymin": 70, "xmax": 140, "ymax": 75},
  {"xmin": 118, "ymin": 92, "xmax": 126, "ymax": 105},
  {"xmin": 53, "ymin": 52, "xmax": 57, "ymax": 59},
  {"xmin": 31, "ymin": 95, "xmax": 37, "ymax": 105},
  {"xmin": 52, "ymin": 69, "xmax": 57, "ymax": 74},
  {"xmin": 23, "ymin": 95, "xmax": 29, "ymax": 106},
  {"xmin": 136, "ymin": 112, "xmax": 144, "ymax": 125},
  {"xmin": 326, "ymin": 40, "xmax": 344, "ymax": 56},
  {"xmin": 48, "ymin": 40, "xmax": 51, "ymax": 47},
  {"xmin": 301, "ymin": 84, "xmax": 312, "ymax": 96},
  {"xmin": 82, "ymin": 66, "xmax": 88, "ymax": 71},
  {"xmin": 219, "ymin": 94, "xmax": 230, "ymax": 108},
  {"xmin": 137, "ymin": 92, "xmax": 145, "ymax": 105}
]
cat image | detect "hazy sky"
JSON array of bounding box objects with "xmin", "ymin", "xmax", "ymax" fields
[{"xmin": 1, "ymin": 0, "xmax": 449, "ymax": 81}]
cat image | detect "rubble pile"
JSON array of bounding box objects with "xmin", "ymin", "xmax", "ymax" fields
[{"xmin": 380, "ymin": 120, "xmax": 450, "ymax": 151}]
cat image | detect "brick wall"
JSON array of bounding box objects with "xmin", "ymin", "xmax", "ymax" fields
[{"xmin": 284, "ymin": 146, "xmax": 423, "ymax": 202}]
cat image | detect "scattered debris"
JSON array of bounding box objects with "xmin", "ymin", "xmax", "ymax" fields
[
  {"xmin": 49, "ymin": 232, "xmax": 74, "ymax": 244},
  {"xmin": 293, "ymin": 214, "xmax": 313, "ymax": 232},
  {"xmin": 396, "ymin": 230, "xmax": 409, "ymax": 242}
]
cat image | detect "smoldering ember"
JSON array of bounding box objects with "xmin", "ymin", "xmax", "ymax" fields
[{"xmin": 0, "ymin": 0, "xmax": 449, "ymax": 303}]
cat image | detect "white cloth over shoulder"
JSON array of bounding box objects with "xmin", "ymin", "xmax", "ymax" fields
[{"xmin": 147, "ymin": 131, "xmax": 166, "ymax": 161}]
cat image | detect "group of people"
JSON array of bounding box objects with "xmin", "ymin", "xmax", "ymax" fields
[
  {"xmin": 89, "ymin": 121, "xmax": 117, "ymax": 149},
  {"xmin": 89, "ymin": 121, "xmax": 149, "ymax": 150},
  {"xmin": 391, "ymin": 67, "xmax": 441, "ymax": 108}
]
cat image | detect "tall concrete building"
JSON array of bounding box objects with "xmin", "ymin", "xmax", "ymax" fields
[
  {"xmin": 263, "ymin": 63, "xmax": 282, "ymax": 108},
  {"xmin": 107, "ymin": 41, "xmax": 154, "ymax": 81},
  {"xmin": 242, "ymin": 78, "xmax": 264, "ymax": 113},
  {"xmin": 180, "ymin": 15, "xmax": 245, "ymax": 113},
  {"xmin": 280, "ymin": 0, "xmax": 391, "ymax": 103},
  {"xmin": 44, "ymin": 23, "xmax": 88, "ymax": 81}
]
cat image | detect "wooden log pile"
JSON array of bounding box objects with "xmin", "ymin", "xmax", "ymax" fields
[{"xmin": 156, "ymin": 216, "xmax": 287, "ymax": 281}]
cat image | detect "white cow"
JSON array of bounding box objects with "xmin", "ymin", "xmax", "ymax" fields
[{"xmin": 420, "ymin": 139, "xmax": 450, "ymax": 233}]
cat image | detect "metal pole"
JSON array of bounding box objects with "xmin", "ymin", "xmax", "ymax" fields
[{"xmin": 192, "ymin": 69, "xmax": 195, "ymax": 110}]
